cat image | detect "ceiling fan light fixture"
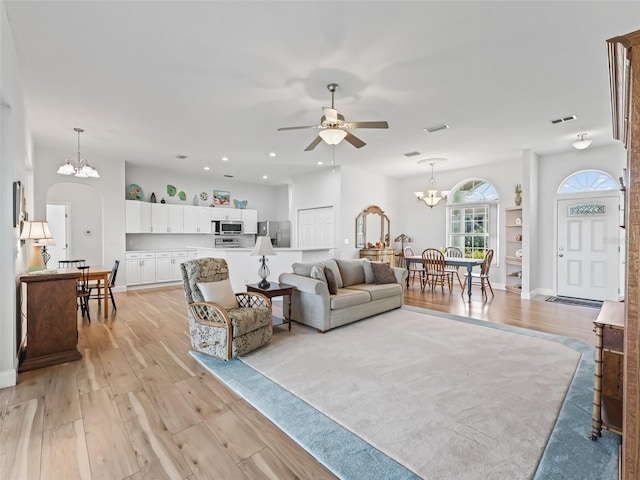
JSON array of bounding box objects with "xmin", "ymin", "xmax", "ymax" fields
[
  {"xmin": 573, "ymin": 133, "xmax": 592, "ymax": 150},
  {"xmin": 319, "ymin": 128, "xmax": 347, "ymax": 145}
]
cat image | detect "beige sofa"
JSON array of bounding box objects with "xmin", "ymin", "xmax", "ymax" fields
[{"xmin": 278, "ymin": 258, "xmax": 407, "ymax": 332}]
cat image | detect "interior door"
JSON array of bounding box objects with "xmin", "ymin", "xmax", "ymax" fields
[
  {"xmin": 46, "ymin": 203, "xmax": 68, "ymax": 268},
  {"xmin": 557, "ymin": 195, "xmax": 621, "ymax": 300}
]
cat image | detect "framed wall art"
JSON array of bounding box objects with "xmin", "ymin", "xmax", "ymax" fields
[{"xmin": 213, "ymin": 190, "xmax": 231, "ymax": 206}]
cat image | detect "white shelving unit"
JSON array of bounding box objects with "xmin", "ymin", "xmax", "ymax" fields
[{"xmin": 505, "ymin": 206, "xmax": 523, "ymax": 295}]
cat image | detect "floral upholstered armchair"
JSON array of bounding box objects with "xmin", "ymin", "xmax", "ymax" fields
[{"xmin": 181, "ymin": 257, "xmax": 273, "ymax": 360}]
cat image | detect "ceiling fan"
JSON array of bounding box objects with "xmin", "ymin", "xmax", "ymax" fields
[{"xmin": 278, "ymin": 83, "xmax": 389, "ymax": 151}]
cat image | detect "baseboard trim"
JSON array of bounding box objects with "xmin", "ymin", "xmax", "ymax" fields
[{"xmin": 0, "ymin": 368, "xmax": 17, "ymax": 389}]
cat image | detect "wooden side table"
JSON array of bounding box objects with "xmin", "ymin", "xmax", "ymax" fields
[
  {"xmin": 246, "ymin": 282, "xmax": 294, "ymax": 331},
  {"xmin": 591, "ymin": 300, "xmax": 624, "ymax": 440}
]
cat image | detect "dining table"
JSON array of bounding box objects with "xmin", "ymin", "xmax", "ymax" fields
[
  {"xmin": 58, "ymin": 265, "xmax": 112, "ymax": 318},
  {"xmin": 405, "ymin": 255, "xmax": 484, "ymax": 300}
]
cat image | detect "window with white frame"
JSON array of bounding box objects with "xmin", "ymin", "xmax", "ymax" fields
[
  {"xmin": 557, "ymin": 170, "xmax": 618, "ymax": 194},
  {"xmin": 447, "ymin": 179, "xmax": 499, "ymax": 259}
]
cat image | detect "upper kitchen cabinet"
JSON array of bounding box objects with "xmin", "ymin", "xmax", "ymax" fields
[
  {"xmin": 241, "ymin": 209, "xmax": 258, "ymax": 234},
  {"xmin": 125, "ymin": 200, "xmax": 151, "ymax": 233},
  {"xmin": 184, "ymin": 206, "xmax": 212, "ymax": 233},
  {"xmin": 211, "ymin": 208, "xmax": 242, "ymax": 221}
]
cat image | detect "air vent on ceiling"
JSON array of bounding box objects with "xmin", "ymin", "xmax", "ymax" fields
[
  {"xmin": 550, "ymin": 115, "xmax": 577, "ymax": 124},
  {"xmin": 224, "ymin": 174, "xmax": 234, "ymax": 178},
  {"xmin": 424, "ymin": 124, "xmax": 450, "ymax": 133},
  {"xmin": 404, "ymin": 151, "xmax": 421, "ymax": 158},
  {"xmin": 175, "ymin": 154, "xmax": 188, "ymax": 160}
]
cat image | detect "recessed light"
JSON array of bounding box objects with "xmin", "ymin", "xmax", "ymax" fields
[
  {"xmin": 317, "ymin": 161, "xmax": 323, "ymax": 165},
  {"xmin": 176, "ymin": 154, "xmax": 188, "ymax": 160},
  {"xmin": 204, "ymin": 166, "xmax": 210, "ymax": 171},
  {"xmin": 424, "ymin": 124, "xmax": 450, "ymax": 133},
  {"xmin": 262, "ymin": 175, "xmax": 268, "ymax": 180},
  {"xmin": 222, "ymin": 156, "xmax": 229, "ymax": 162},
  {"xmin": 269, "ymin": 152, "xmax": 276, "ymax": 157}
]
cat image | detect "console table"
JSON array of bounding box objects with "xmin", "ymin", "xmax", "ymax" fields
[
  {"xmin": 591, "ymin": 300, "xmax": 624, "ymax": 440},
  {"xmin": 19, "ymin": 271, "xmax": 82, "ymax": 371}
]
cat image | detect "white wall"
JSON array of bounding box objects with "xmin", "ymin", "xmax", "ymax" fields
[
  {"xmin": 0, "ymin": 2, "xmax": 31, "ymax": 388},
  {"xmin": 47, "ymin": 183, "xmax": 103, "ymax": 265},
  {"xmin": 536, "ymin": 143, "xmax": 626, "ymax": 293}
]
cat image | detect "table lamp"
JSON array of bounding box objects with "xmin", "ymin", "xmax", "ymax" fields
[
  {"xmin": 41, "ymin": 237, "xmax": 56, "ymax": 268},
  {"xmin": 20, "ymin": 221, "xmax": 54, "ymax": 271},
  {"xmin": 251, "ymin": 235, "xmax": 277, "ymax": 289}
]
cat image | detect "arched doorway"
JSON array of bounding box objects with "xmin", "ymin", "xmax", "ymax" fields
[{"xmin": 46, "ymin": 182, "xmax": 103, "ymax": 267}]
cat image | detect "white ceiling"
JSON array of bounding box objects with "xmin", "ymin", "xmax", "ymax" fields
[{"xmin": 4, "ymin": 1, "xmax": 639, "ymax": 185}]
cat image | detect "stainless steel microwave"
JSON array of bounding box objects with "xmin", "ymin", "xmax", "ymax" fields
[{"xmin": 213, "ymin": 220, "xmax": 243, "ymax": 235}]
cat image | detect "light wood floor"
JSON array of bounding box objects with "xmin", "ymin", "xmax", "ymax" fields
[{"xmin": 0, "ymin": 283, "xmax": 600, "ymax": 479}]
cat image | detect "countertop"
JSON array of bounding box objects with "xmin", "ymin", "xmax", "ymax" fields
[{"xmin": 192, "ymin": 247, "xmax": 333, "ymax": 252}]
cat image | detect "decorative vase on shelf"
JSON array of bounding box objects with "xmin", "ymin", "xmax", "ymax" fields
[
  {"xmin": 192, "ymin": 195, "xmax": 198, "ymax": 206},
  {"xmin": 161, "ymin": 198, "xmax": 166, "ymax": 204},
  {"xmin": 150, "ymin": 192, "xmax": 156, "ymax": 203}
]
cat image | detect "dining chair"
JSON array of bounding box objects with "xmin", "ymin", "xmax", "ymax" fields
[
  {"xmin": 461, "ymin": 249, "xmax": 494, "ymax": 299},
  {"xmin": 444, "ymin": 246, "xmax": 464, "ymax": 288},
  {"xmin": 404, "ymin": 246, "xmax": 424, "ymax": 287},
  {"xmin": 76, "ymin": 265, "xmax": 91, "ymax": 322},
  {"xmin": 59, "ymin": 259, "xmax": 86, "ymax": 268},
  {"xmin": 88, "ymin": 260, "xmax": 120, "ymax": 311},
  {"xmin": 421, "ymin": 248, "xmax": 451, "ymax": 294}
]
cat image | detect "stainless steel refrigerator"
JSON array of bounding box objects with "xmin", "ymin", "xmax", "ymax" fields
[{"xmin": 257, "ymin": 221, "xmax": 290, "ymax": 248}]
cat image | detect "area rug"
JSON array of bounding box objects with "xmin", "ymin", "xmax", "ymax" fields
[
  {"xmin": 545, "ymin": 296, "xmax": 604, "ymax": 309},
  {"xmin": 191, "ymin": 307, "xmax": 620, "ymax": 480}
]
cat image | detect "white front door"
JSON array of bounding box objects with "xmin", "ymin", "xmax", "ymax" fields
[{"xmin": 556, "ymin": 195, "xmax": 621, "ymax": 300}]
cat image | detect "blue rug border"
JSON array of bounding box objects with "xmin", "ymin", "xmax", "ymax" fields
[{"xmin": 191, "ymin": 306, "xmax": 621, "ymax": 480}]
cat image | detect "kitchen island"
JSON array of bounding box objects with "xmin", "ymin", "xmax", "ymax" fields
[{"xmin": 192, "ymin": 247, "xmax": 335, "ymax": 292}]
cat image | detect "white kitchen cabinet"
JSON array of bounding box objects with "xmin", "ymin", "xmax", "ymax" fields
[
  {"xmin": 241, "ymin": 209, "xmax": 258, "ymax": 234},
  {"xmin": 151, "ymin": 204, "xmax": 168, "ymax": 233},
  {"xmin": 172, "ymin": 251, "xmax": 188, "ymax": 280},
  {"xmin": 126, "ymin": 252, "xmax": 156, "ymax": 286},
  {"xmin": 183, "ymin": 206, "xmax": 198, "ymax": 233},
  {"xmin": 125, "ymin": 200, "xmax": 151, "ymax": 233},
  {"xmin": 197, "ymin": 207, "xmax": 212, "ymax": 233},
  {"xmin": 155, "ymin": 251, "xmax": 173, "ymax": 282},
  {"xmin": 167, "ymin": 205, "xmax": 184, "ymax": 233},
  {"xmin": 211, "ymin": 208, "xmax": 242, "ymax": 221}
]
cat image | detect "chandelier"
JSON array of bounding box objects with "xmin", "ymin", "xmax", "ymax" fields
[
  {"xmin": 414, "ymin": 161, "xmax": 449, "ymax": 208},
  {"xmin": 57, "ymin": 127, "xmax": 100, "ymax": 178}
]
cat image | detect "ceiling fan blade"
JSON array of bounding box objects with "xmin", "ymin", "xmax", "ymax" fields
[
  {"xmin": 278, "ymin": 125, "xmax": 320, "ymax": 131},
  {"xmin": 345, "ymin": 121, "xmax": 389, "ymax": 129},
  {"xmin": 323, "ymin": 107, "xmax": 338, "ymax": 122},
  {"xmin": 304, "ymin": 136, "xmax": 323, "ymax": 151},
  {"xmin": 344, "ymin": 132, "xmax": 366, "ymax": 148}
]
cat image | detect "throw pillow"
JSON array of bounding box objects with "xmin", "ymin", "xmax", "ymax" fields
[
  {"xmin": 371, "ymin": 262, "xmax": 397, "ymax": 285},
  {"xmin": 324, "ymin": 266, "xmax": 338, "ymax": 295},
  {"xmin": 197, "ymin": 279, "xmax": 239, "ymax": 310},
  {"xmin": 310, "ymin": 264, "xmax": 327, "ymax": 284}
]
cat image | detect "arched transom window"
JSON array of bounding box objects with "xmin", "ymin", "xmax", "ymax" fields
[
  {"xmin": 557, "ymin": 170, "xmax": 618, "ymax": 194},
  {"xmin": 447, "ymin": 179, "xmax": 499, "ymax": 259}
]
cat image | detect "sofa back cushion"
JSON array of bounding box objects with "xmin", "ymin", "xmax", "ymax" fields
[
  {"xmin": 335, "ymin": 258, "xmax": 366, "ymax": 287},
  {"xmin": 362, "ymin": 259, "xmax": 376, "ymax": 284},
  {"xmin": 292, "ymin": 259, "xmax": 344, "ymax": 288}
]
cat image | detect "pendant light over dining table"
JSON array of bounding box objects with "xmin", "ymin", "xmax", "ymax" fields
[
  {"xmin": 57, "ymin": 127, "xmax": 99, "ymax": 178},
  {"xmin": 414, "ymin": 159, "xmax": 449, "ymax": 208}
]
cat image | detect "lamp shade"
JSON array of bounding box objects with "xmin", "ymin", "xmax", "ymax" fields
[
  {"xmin": 319, "ymin": 129, "xmax": 347, "ymax": 145},
  {"xmin": 20, "ymin": 221, "xmax": 53, "ymax": 244},
  {"xmin": 252, "ymin": 236, "xmax": 277, "ymax": 256}
]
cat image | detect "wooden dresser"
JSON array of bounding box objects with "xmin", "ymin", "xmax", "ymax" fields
[
  {"xmin": 19, "ymin": 270, "xmax": 82, "ymax": 372},
  {"xmin": 359, "ymin": 248, "xmax": 395, "ymax": 266},
  {"xmin": 591, "ymin": 300, "xmax": 624, "ymax": 440}
]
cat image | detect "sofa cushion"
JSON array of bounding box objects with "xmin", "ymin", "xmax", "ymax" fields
[
  {"xmin": 336, "ymin": 258, "xmax": 366, "ymax": 287},
  {"xmin": 362, "ymin": 259, "xmax": 376, "ymax": 284},
  {"xmin": 371, "ymin": 262, "xmax": 398, "ymax": 284},
  {"xmin": 347, "ymin": 283, "xmax": 403, "ymax": 301},
  {"xmin": 197, "ymin": 279, "xmax": 239, "ymax": 309},
  {"xmin": 292, "ymin": 259, "xmax": 343, "ymax": 288},
  {"xmin": 329, "ymin": 289, "xmax": 371, "ymax": 310},
  {"xmin": 324, "ymin": 266, "xmax": 338, "ymax": 294},
  {"xmin": 310, "ymin": 265, "xmax": 327, "ymax": 284}
]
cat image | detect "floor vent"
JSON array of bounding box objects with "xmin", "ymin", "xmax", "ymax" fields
[{"xmin": 545, "ymin": 296, "xmax": 603, "ymax": 309}]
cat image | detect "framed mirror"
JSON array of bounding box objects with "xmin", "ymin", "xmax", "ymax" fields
[{"xmin": 355, "ymin": 205, "xmax": 390, "ymax": 248}]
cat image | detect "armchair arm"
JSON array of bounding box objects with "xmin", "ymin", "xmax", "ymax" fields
[
  {"xmin": 235, "ymin": 292, "xmax": 271, "ymax": 309},
  {"xmin": 392, "ymin": 266, "xmax": 408, "ymax": 285},
  {"xmin": 188, "ymin": 301, "xmax": 231, "ymax": 327}
]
